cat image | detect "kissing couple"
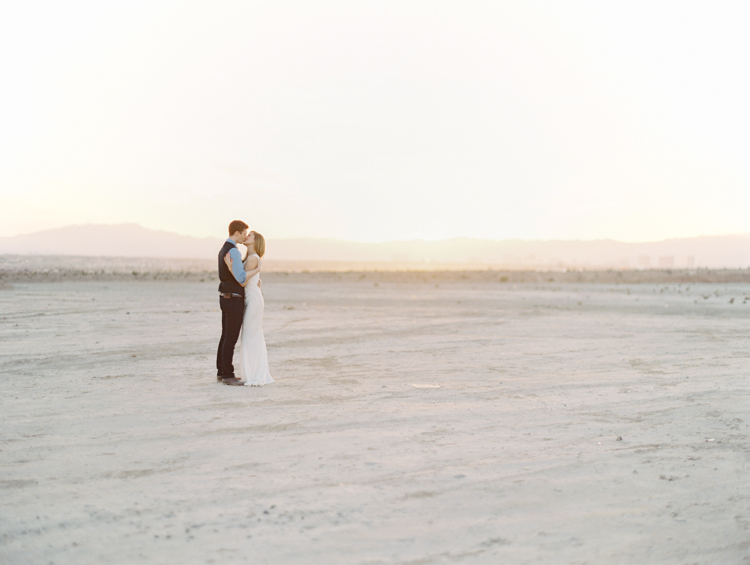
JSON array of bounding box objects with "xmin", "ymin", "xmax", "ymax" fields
[{"xmin": 216, "ymin": 220, "xmax": 274, "ymax": 387}]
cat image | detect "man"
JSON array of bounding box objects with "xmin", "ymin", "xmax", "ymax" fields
[{"xmin": 216, "ymin": 220, "xmax": 251, "ymax": 386}]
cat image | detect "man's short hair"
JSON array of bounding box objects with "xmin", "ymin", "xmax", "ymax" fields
[{"xmin": 228, "ymin": 220, "xmax": 249, "ymax": 236}]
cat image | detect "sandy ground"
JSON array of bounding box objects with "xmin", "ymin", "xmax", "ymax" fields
[
  {"xmin": 1, "ymin": 278, "xmax": 750, "ymax": 564},
  {"xmin": 4, "ymin": 254, "xmax": 750, "ymax": 283}
]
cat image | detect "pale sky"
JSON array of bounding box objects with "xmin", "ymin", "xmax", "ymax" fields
[{"xmin": 1, "ymin": 1, "xmax": 749, "ymax": 241}]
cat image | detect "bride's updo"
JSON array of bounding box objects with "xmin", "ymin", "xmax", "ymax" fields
[{"xmin": 250, "ymin": 231, "xmax": 265, "ymax": 258}]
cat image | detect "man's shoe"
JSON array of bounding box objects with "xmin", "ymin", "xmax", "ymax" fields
[{"xmin": 222, "ymin": 377, "xmax": 244, "ymax": 386}]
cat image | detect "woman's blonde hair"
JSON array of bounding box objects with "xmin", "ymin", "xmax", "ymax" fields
[{"xmin": 250, "ymin": 231, "xmax": 265, "ymax": 258}]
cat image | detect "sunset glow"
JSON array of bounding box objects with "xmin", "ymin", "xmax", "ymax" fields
[{"xmin": 1, "ymin": 1, "xmax": 749, "ymax": 241}]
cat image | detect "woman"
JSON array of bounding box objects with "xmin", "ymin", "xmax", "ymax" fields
[{"xmin": 224, "ymin": 231, "xmax": 274, "ymax": 387}]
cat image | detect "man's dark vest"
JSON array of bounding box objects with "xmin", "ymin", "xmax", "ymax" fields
[{"xmin": 218, "ymin": 240, "xmax": 245, "ymax": 297}]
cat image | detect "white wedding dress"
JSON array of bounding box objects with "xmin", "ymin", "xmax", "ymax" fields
[{"xmin": 239, "ymin": 254, "xmax": 274, "ymax": 386}]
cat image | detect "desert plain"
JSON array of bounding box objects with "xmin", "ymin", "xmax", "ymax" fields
[{"xmin": 1, "ymin": 265, "xmax": 750, "ymax": 564}]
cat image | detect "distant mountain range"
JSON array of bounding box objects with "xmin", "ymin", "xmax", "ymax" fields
[{"xmin": 1, "ymin": 223, "xmax": 749, "ymax": 269}]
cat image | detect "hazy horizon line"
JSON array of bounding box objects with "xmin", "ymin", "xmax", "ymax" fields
[{"xmin": 3, "ymin": 222, "xmax": 750, "ymax": 245}]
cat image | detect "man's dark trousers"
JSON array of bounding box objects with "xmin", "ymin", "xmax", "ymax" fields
[{"xmin": 217, "ymin": 295, "xmax": 244, "ymax": 378}]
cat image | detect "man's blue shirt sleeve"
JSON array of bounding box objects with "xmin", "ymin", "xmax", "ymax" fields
[{"xmin": 228, "ymin": 247, "xmax": 246, "ymax": 284}]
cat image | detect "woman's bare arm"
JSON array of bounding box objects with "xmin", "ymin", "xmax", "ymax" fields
[
  {"xmin": 238, "ymin": 264, "xmax": 261, "ymax": 287},
  {"xmin": 224, "ymin": 253, "xmax": 261, "ymax": 287},
  {"xmin": 243, "ymin": 255, "xmax": 259, "ymax": 272}
]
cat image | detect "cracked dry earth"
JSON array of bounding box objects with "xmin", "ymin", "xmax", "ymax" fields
[{"xmin": 1, "ymin": 279, "xmax": 750, "ymax": 564}]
